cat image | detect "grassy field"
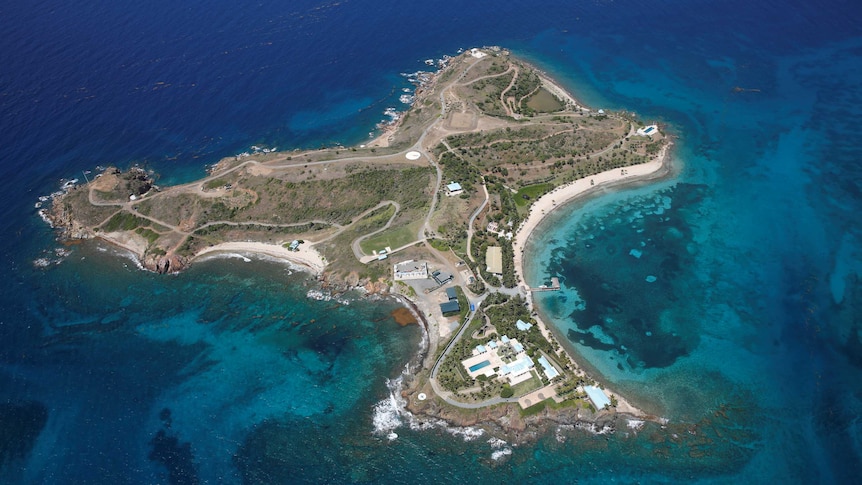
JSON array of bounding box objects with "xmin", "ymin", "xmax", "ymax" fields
[
  {"xmin": 359, "ymin": 219, "xmax": 422, "ymax": 254},
  {"xmin": 511, "ymin": 372, "xmax": 543, "ymax": 397},
  {"xmin": 526, "ymin": 88, "xmax": 564, "ymax": 113},
  {"xmin": 514, "ymin": 182, "xmax": 553, "ymax": 207}
]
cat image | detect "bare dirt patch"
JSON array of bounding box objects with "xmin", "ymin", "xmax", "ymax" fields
[{"xmin": 448, "ymin": 112, "xmax": 476, "ymax": 130}]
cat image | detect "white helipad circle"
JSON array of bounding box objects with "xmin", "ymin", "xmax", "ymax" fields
[
  {"xmin": 417, "ymin": 393, "xmax": 427, "ymax": 401},
  {"xmin": 405, "ymin": 151, "xmax": 421, "ymax": 160}
]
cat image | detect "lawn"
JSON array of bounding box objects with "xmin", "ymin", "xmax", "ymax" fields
[
  {"xmin": 514, "ymin": 183, "xmax": 553, "ymax": 207},
  {"xmin": 358, "ymin": 219, "xmax": 422, "ymax": 255},
  {"xmin": 511, "ymin": 371, "xmax": 543, "ymax": 397}
]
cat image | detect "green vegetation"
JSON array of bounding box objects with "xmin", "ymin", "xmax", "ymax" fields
[
  {"xmin": 437, "ymin": 294, "xmax": 563, "ymax": 404},
  {"xmin": 520, "ymin": 401, "xmax": 546, "ymax": 417},
  {"xmin": 53, "ymin": 48, "xmax": 664, "ymax": 306},
  {"xmin": 428, "ymin": 238, "xmax": 450, "ymax": 251},
  {"xmin": 526, "ymin": 88, "xmax": 564, "ymax": 113},
  {"xmin": 454, "ymin": 285, "xmax": 470, "ymax": 324},
  {"xmin": 510, "ymin": 373, "xmax": 542, "ymax": 397},
  {"xmin": 359, "ymin": 219, "xmax": 422, "ymax": 254},
  {"xmin": 100, "ymin": 211, "xmax": 148, "ymax": 232},
  {"xmin": 134, "ymin": 227, "xmax": 160, "ymax": 244},
  {"xmin": 203, "ymin": 178, "xmax": 228, "ymax": 190},
  {"xmin": 514, "ymin": 183, "xmax": 553, "ymax": 207}
]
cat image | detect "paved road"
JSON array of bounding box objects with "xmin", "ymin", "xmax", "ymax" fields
[
  {"xmin": 465, "ymin": 178, "xmax": 489, "ymax": 263},
  {"xmin": 427, "ymin": 290, "xmax": 527, "ymax": 409},
  {"xmin": 349, "ymin": 200, "xmax": 400, "ymax": 261}
]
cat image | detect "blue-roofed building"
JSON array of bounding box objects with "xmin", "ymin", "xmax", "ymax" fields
[
  {"xmin": 584, "ymin": 385, "xmax": 611, "ymax": 409},
  {"xmin": 440, "ymin": 300, "xmax": 460, "ymax": 315},
  {"xmin": 446, "ymin": 182, "xmax": 463, "ymax": 196},
  {"xmin": 516, "ymin": 319, "xmax": 533, "ymax": 331},
  {"xmin": 538, "ymin": 355, "xmax": 560, "ymax": 380},
  {"xmin": 498, "ymin": 355, "xmax": 535, "ymax": 385},
  {"xmin": 445, "ymin": 287, "xmax": 458, "ymax": 300},
  {"xmin": 460, "ymin": 335, "xmax": 534, "ymax": 384}
]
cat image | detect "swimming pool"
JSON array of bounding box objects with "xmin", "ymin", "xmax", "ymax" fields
[{"xmin": 468, "ymin": 360, "xmax": 491, "ymax": 372}]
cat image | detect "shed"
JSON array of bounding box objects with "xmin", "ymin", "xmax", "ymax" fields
[{"xmin": 446, "ymin": 182, "xmax": 463, "ymax": 195}]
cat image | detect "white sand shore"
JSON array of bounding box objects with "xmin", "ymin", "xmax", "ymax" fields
[
  {"xmin": 194, "ymin": 241, "xmax": 326, "ymax": 274},
  {"xmin": 508, "ymin": 145, "xmax": 672, "ymax": 419},
  {"xmin": 538, "ymin": 72, "xmax": 583, "ymax": 110},
  {"xmin": 513, "ymin": 144, "xmax": 671, "ymax": 288}
]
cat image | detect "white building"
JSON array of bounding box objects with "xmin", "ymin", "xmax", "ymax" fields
[
  {"xmin": 461, "ymin": 336, "xmax": 536, "ymax": 386},
  {"xmin": 636, "ymin": 125, "xmax": 659, "ymax": 136},
  {"xmin": 446, "ymin": 182, "xmax": 463, "ymax": 196},
  {"xmin": 393, "ymin": 260, "xmax": 429, "ymax": 281}
]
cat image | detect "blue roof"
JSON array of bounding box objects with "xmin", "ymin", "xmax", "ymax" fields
[
  {"xmin": 538, "ymin": 356, "xmax": 560, "ymax": 380},
  {"xmin": 440, "ymin": 300, "xmax": 460, "ymax": 313},
  {"xmin": 475, "ymin": 344, "xmax": 486, "ymax": 353},
  {"xmin": 512, "ymin": 342, "xmax": 524, "ymax": 353},
  {"xmin": 584, "ymin": 385, "xmax": 611, "ymax": 409},
  {"xmin": 501, "ymin": 335, "xmax": 510, "ymax": 343},
  {"xmin": 516, "ymin": 319, "xmax": 533, "ymax": 331},
  {"xmin": 487, "ymin": 341, "xmax": 498, "ymax": 349},
  {"xmin": 445, "ymin": 287, "xmax": 458, "ymax": 300},
  {"xmin": 447, "ymin": 182, "xmax": 462, "ymax": 191},
  {"xmin": 499, "ymin": 356, "xmax": 534, "ymax": 376}
]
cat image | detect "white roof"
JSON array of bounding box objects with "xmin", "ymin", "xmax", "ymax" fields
[
  {"xmin": 538, "ymin": 356, "xmax": 560, "ymax": 380},
  {"xmin": 584, "ymin": 385, "xmax": 611, "ymax": 409},
  {"xmin": 499, "ymin": 355, "xmax": 534, "ymax": 376},
  {"xmin": 447, "ymin": 182, "xmax": 463, "ymax": 192}
]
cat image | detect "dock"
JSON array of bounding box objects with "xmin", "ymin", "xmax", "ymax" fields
[{"xmin": 528, "ymin": 277, "xmax": 560, "ymax": 292}]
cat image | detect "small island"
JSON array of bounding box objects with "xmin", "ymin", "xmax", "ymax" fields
[{"xmin": 44, "ymin": 47, "xmax": 671, "ymax": 437}]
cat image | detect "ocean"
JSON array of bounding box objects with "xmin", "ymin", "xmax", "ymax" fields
[{"xmin": 1, "ymin": 0, "xmax": 861, "ymax": 482}]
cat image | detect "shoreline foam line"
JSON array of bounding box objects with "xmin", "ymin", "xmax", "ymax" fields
[
  {"xmin": 193, "ymin": 241, "xmax": 326, "ymax": 275},
  {"xmin": 513, "ymin": 143, "xmax": 673, "ymax": 289},
  {"xmin": 509, "ymin": 143, "xmax": 674, "ymax": 418}
]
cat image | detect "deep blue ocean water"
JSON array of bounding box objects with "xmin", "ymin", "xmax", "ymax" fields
[{"xmin": 2, "ymin": 0, "xmax": 861, "ymax": 482}]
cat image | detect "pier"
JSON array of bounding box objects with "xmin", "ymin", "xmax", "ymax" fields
[{"xmin": 527, "ymin": 277, "xmax": 560, "ymax": 292}]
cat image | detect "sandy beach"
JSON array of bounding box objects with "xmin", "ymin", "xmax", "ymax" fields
[
  {"xmin": 507, "ymin": 144, "xmax": 673, "ymax": 420},
  {"xmin": 194, "ymin": 241, "xmax": 326, "ymax": 274},
  {"xmin": 513, "ymin": 143, "xmax": 672, "ymax": 288},
  {"xmin": 538, "ymin": 72, "xmax": 583, "ymax": 110}
]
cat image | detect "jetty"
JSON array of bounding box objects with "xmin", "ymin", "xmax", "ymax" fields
[{"xmin": 527, "ymin": 277, "xmax": 561, "ymax": 292}]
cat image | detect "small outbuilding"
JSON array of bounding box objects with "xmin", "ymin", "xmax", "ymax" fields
[{"xmin": 440, "ymin": 300, "xmax": 460, "ymax": 316}]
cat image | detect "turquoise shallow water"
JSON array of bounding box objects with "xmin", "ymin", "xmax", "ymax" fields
[
  {"xmin": 523, "ymin": 30, "xmax": 862, "ymax": 481},
  {"xmin": 10, "ymin": 245, "xmax": 423, "ymax": 483},
  {"xmin": 2, "ymin": 0, "xmax": 861, "ymax": 482}
]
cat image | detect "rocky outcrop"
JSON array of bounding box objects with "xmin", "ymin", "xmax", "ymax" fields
[
  {"xmin": 142, "ymin": 252, "xmax": 189, "ymax": 274},
  {"xmin": 44, "ymin": 195, "xmax": 93, "ymax": 240}
]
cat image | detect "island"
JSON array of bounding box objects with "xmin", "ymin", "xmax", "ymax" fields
[{"xmin": 43, "ymin": 47, "xmax": 671, "ymax": 438}]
